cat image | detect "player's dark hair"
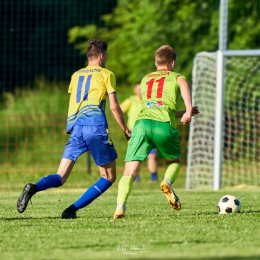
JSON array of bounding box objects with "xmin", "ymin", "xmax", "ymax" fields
[
  {"xmin": 87, "ymin": 39, "xmax": 108, "ymax": 60},
  {"xmin": 155, "ymin": 45, "xmax": 177, "ymax": 65}
]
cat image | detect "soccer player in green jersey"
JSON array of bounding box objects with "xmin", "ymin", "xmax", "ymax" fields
[
  {"xmin": 120, "ymin": 82, "xmax": 158, "ymax": 182},
  {"xmin": 114, "ymin": 45, "xmax": 197, "ymax": 218},
  {"xmin": 17, "ymin": 39, "xmax": 131, "ymax": 219}
]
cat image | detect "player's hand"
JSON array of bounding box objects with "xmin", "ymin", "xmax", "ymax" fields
[
  {"xmin": 192, "ymin": 106, "xmax": 200, "ymax": 116},
  {"xmin": 124, "ymin": 129, "xmax": 131, "ymax": 141},
  {"xmin": 181, "ymin": 112, "xmax": 192, "ymax": 125}
]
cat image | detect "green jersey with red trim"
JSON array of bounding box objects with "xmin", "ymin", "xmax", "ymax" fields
[{"xmin": 137, "ymin": 70, "xmax": 186, "ymax": 127}]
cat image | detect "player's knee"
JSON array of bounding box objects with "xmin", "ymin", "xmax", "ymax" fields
[
  {"xmin": 164, "ymin": 157, "xmax": 181, "ymax": 166},
  {"xmin": 60, "ymin": 175, "xmax": 68, "ymax": 186},
  {"xmin": 107, "ymin": 174, "xmax": 116, "ymax": 183}
]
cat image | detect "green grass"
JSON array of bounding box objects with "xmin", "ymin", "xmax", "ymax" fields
[{"xmin": 1, "ymin": 176, "xmax": 260, "ymax": 260}]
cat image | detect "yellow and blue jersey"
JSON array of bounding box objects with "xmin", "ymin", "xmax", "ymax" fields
[{"xmin": 66, "ymin": 66, "xmax": 116, "ymax": 133}]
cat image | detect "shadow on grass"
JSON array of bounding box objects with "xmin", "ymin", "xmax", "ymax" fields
[{"xmin": 1, "ymin": 216, "xmax": 61, "ymax": 221}]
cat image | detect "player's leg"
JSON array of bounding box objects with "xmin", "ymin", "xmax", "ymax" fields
[
  {"xmin": 17, "ymin": 125, "xmax": 84, "ymax": 214},
  {"xmin": 153, "ymin": 121, "xmax": 182, "ymax": 210},
  {"xmin": 17, "ymin": 158, "xmax": 74, "ymax": 214},
  {"xmin": 36, "ymin": 158, "xmax": 74, "ymax": 191},
  {"xmin": 132, "ymin": 145, "xmax": 143, "ymax": 182},
  {"xmin": 114, "ymin": 160, "xmax": 142, "ymax": 219},
  {"xmin": 114, "ymin": 120, "xmax": 152, "ymax": 218},
  {"xmin": 163, "ymin": 158, "xmax": 181, "ymax": 186},
  {"xmin": 127, "ymin": 135, "xmax": 142, "ymax": 182},
  {"xmin": 147, "ymin": 148, "xmax": 158, "ymax": 181},
  {"xmin": 62, "ymin": 160, "xmax": 117, "ymax": 219},
  {"xmin": 160, "ymin": 158, "xmax": 181, "ymax": 210},
  {"xmin": 62, "ymin": 125, "xmax": 118, "ymax": 219}
]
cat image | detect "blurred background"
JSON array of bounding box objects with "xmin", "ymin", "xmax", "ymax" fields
[{"xmin": 0, "ymin": 0, "xmax": 259, "ymax": 188}]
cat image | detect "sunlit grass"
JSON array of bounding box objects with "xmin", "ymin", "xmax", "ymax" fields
[{"xmin": 1, "ymin": 187, "xmax": 260, "ymax": 260}]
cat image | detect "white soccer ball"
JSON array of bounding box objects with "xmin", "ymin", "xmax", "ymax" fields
[{"xmin": 217, "ymin": 195, "xmax": 241, "ymax": 214}]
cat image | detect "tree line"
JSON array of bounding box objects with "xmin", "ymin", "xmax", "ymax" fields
[{"xmin": 69, "ymin": 0, "xmax": 260, "ymax": 84}]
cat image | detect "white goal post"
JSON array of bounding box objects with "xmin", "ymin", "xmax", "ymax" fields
[{"xmin": 186, "ymin": 49, "xmax": 260, "ymax": 190}]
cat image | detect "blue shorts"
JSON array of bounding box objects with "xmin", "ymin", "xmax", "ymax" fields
[
  {"xmin": 62, "ymin": 125, "xmax": 118, "ymax": 166},
  {"xmin": 149, "ymin": 148, "xmax": 157, "ymax": 155}
]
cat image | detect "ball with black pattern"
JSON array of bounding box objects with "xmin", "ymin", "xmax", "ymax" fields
[{"xmin": 217, "ymin": 195, "xmax": 241, "ymax": 214}]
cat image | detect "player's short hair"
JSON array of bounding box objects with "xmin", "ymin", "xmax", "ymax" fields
[
  {"xmin": 155, "ymin": 45, "xmax": 177, "ymax": 65},
  {"xmin": 87, "ymin": 39, "xmax": 108, "ymax": 60}
]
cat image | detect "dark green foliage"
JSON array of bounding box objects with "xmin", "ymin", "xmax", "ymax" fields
[{"xmin": 69, "ymin": 0, "xmax": 260, "ymax": 85}]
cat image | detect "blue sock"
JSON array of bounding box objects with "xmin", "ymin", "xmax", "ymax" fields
[
  {"xmin": 135, "ymin": 175, "xmax": 140, "ymax": 182},
  {"xmin": 150, "ymin": 172, "xmax": 158, "ymax": 181},
  {"xmin": 35, "ymin": 173, "xmax": 62, "ymax": 192},
  {"xmin": 72, "ymin": 177, "xmax": 112, "ymax": 210}
]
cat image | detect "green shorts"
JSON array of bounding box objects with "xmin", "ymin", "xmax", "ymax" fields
[{"xmin": 125, "ymin": 119, "xmax": 181, "ymax": 162}]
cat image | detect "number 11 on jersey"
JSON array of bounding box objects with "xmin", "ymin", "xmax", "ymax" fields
[
  {"xmin": 146, "ymin": 77, "xmax": 165, "ymax": 99},
  {"xmin": 76, "ymin": 75, "xmax": 92, "ymax": 103}
]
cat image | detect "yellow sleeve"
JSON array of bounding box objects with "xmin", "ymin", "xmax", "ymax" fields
[
  {"xmin": 176, "ymin": 74, "xmax": 187, "ymax": 87},
  {"xmin": 120, "ymin": 98, "xmax": 132, "ymax": 113},
  {"xmin": 106, "ymin": 72, "xmax": 116, "ymax": 94},
  {"xmin": 68, "ymin": 73, "xmax": 76, "ymax": 94}
]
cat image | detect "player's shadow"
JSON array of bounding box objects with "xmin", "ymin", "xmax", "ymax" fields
[{"xmin": 0, "ymin": 216, "xmax": 62, "ymax": 221}]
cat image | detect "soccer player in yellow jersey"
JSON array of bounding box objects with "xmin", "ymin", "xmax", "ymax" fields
[
  {"xmin": 17, "ymin": 39, "xmax": 131, "ymax": 219},
  {"xmin": 120, "ymin": 82, "xmax": 158, "ymax": 181},
  {"xmin": 114, "ymin": 45, "xmax": 199, "ymax": 218}
]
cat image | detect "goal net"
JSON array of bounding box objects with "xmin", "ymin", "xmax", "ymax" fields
[{"xmin": 186, "ymin": 51, "xmax": 260, "ymax": 190}]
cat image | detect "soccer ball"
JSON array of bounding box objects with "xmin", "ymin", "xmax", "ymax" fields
[{"xmin": 217, "ymin": 195, "xmax": 241, "ymax": 214}]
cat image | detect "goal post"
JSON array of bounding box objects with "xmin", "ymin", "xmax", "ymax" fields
[{"xmin": 186, "ymin": 49, "xmax": 260, "ymax": 190}]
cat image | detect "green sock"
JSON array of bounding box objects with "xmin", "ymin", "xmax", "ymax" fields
[
  {"xmin": 164, "ymin": 163, "xmax": 180, "ymax": 185},
  {"xmin": 117, "ymin": 176, "xmax": 134, "ymax": 205}
]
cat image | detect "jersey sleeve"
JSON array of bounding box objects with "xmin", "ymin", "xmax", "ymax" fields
[
  {"xmin": 176, "ymin": 74, "xmax": 187, "ymax": 87},
  {"xmin": 106, "ymin": 72, "xmax": 116, "ymax": 94},
  {"xmin": 68, "ymin": 73, "xmax": 76, "ymax": 94}
]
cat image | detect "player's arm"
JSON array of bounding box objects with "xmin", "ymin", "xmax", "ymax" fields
[
  {"xmin": 178, "ymin": 78, "xmax": 192, "ymax": 124},
  {"xmin": 109, "ymin": 92, "xmax": 131, "ymax": 140},
  {"xmin": 175, "ymin": 106, "xmax": 200, "ymax": 118}
]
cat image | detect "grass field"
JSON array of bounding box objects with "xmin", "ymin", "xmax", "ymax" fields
[{"xmin": 1, "ymin": 171, "xmax": 260, "ymax": 260}]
